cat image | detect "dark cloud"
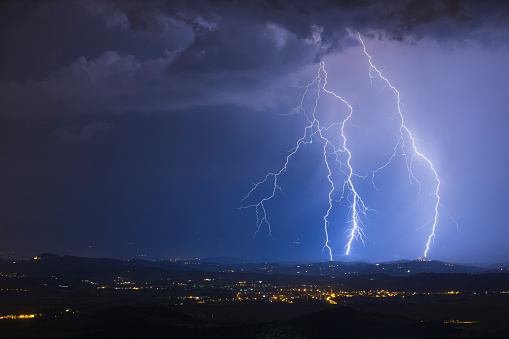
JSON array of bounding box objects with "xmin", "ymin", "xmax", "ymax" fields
[
  {"xmin": 110, "ymin": 0, "xmax": 509, "ymax": 43},
  {"xmin": 382, "ymin": 0, "xmax": 469, "ymax": 31},
  {"xmin": 0, "ymin": 0, "xmax": 508, "ymax": 117}
]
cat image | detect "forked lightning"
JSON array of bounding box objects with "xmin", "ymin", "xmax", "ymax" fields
[{"xmin": 242, "ymin": 32, "xmax": 447, "ymax": 259}]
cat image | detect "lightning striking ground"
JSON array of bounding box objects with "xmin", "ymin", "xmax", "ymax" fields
[
  {"xmin": 242, "ymin": 32, "xmax": 447, "ymax": 259},
  {"xmin": 241, "ymin": 61, "xmax": 369, "ymax": 260},
  {"xmin": 322, "ymin": 69, "xmax": 371, "ymax": 256},
  {"xmin": 356, "ymin": 32, "xmax": 442, "ymax": 257}
]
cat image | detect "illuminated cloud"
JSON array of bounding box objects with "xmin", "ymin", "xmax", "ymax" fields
[{"xmin": 1, "ymin": 0, "xmax": 507, "ymax": 117}]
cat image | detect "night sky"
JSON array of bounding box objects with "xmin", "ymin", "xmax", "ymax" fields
[{"xmin": 1, "ymin": 0, "xmax": 509, "ymax": 264}]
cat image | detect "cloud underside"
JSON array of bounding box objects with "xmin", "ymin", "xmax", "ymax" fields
[{"xmin": 1, "ymin": 0, "xmax": 508, "ymax": 116}]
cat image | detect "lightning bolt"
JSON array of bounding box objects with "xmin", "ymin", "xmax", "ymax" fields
[
  {"xmin": 241, "ymin": 61, "xmax": 370, "ymax": 260},
  {"xmin": 356, "ymin": 32, "xmax": 441, "ymax": 257},
  {"xmin": 242, "ymin": 32, "xmax": 448, "ymax": 259},
  {"xmin": 322, "ymin": 69, "xmax": 370, "ymax": 256}
]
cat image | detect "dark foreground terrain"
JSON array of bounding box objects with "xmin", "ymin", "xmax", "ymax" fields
[
  {"xmin": 1, "ymin": 255, "xmax": 509, "ymax": 338},
  {"xmin": 1, "ymin": 299, "xmax": 508, "ymax": 339},
  {"xmin": 2, "ymin": 287, "xmax": 509, "ymax": 338},
  {"xmin": 0, "ymin": 302, "xmax": 468, "ymax": 339}
]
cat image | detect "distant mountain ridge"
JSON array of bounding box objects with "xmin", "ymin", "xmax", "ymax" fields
[
  {"xmin": 2, "ymin": 253, "xmax": 509, "ymax": 293},
  {"xmin": 1, "ymin": 253, "xmax": 500, "ymax": 278}
]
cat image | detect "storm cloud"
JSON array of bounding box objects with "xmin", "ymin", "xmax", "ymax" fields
[{"xmin": 1, "ymin": 0, "xmax": 507, "ymax": 117}]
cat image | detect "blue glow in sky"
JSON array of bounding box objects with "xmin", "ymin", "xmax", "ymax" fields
[{"xmin": 0, "ymin": 0, "xmax": 508, "ymax": 264}]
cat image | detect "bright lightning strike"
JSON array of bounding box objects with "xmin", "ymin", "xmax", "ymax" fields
[
  {"xmin": 242, "ymin": 32, "xmax": 449, "ymax": 260},
  {"xmin": 241, "ymin": 61, "xmax": 369, "ymax": 260},
  {"xmin": 322, "ymin": 69, "xmax": 371, "ymax": 256},
  {"xmin": 356, "ymin": 32, "xmax": 442, "ymax": 257}
]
